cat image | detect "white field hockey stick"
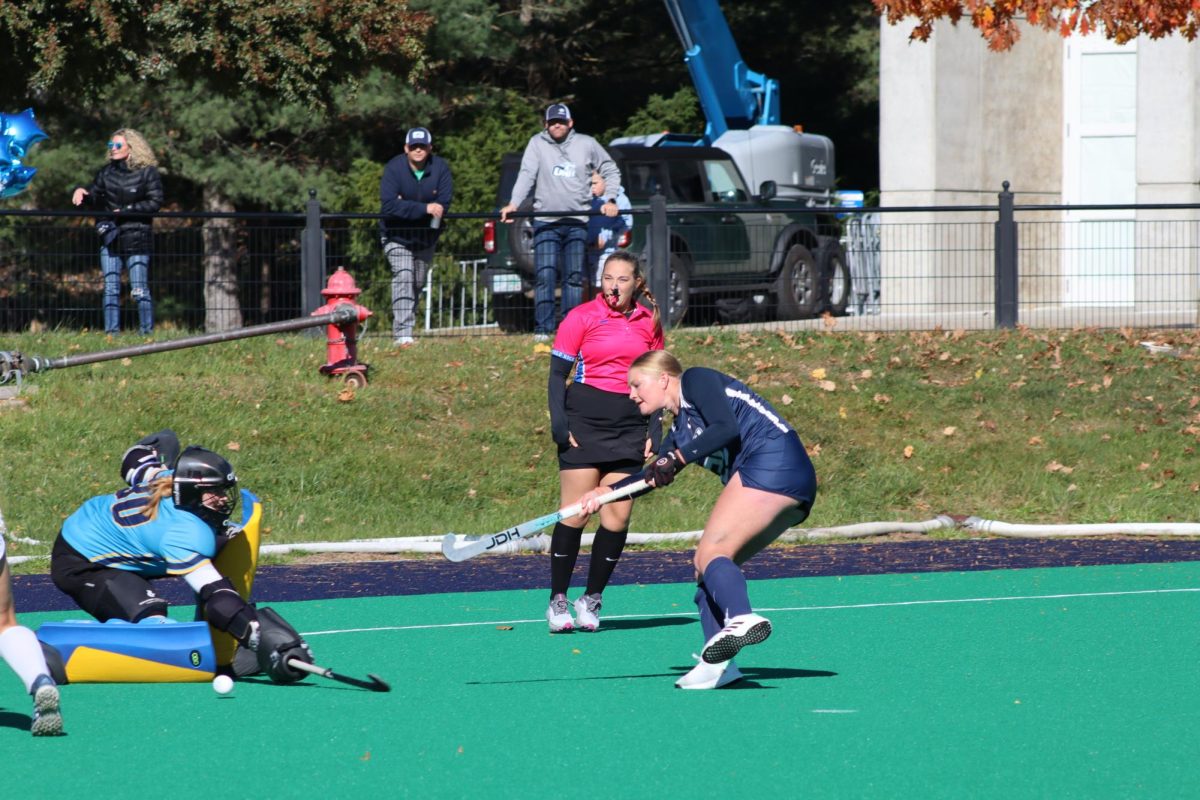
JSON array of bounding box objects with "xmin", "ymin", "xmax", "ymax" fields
[{"xmin": 441, "ymin": 479, "xmax": 649, "ymax": 563}]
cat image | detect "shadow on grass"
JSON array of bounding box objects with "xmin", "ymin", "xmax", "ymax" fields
[
  {"xmin": 467, "ymin": 665, "xmax": 836, "ymax": 687},
  {"xmin": 0, "ymin": 709, "xmax": 32, "ymax": 732},
  {"xmin": 594, "ymin": 616, "xmax": 695, "ymax": 632}
]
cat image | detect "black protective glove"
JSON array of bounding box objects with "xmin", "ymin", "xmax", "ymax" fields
[
  {"xmin": 646, "ymin": 452, "xmax": 681, "ymax": 488},
  {"xmin": 255, "ymin": 607, "xmax": 315, "ymax": 684}
]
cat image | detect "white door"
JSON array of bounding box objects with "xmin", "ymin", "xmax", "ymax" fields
[{"xmin": 1062, "ymin": 35, "xmax": 1137, "ymax": 306}]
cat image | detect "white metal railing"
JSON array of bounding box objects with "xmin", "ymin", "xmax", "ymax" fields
[{"xmin": 423, "ymin": 258, "xmax": 498, "ymax": 333}]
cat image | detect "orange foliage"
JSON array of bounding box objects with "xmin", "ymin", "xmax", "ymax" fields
[{"xmin": 873, "ymin": 0, "xmax": 1200, "ymax": 50}]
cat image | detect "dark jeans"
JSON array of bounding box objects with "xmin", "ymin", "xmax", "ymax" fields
[{"xmin": 533, "ymin": 221, "xmax": 587, "ymax": 335}]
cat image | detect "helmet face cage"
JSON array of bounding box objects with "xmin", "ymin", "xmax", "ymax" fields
[{"xmin": 172, "ymin": 447, "xmax": 239, "ymax": 524}]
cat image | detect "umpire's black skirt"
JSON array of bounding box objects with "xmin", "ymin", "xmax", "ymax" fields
[{"xmin": 558, "ymin": 382, "xmax": 647, "ymax": 472}]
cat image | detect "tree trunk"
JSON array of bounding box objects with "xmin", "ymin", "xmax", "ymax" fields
[{"xmin": 201, "ymin": 186, "xmax": 243, "ymax": 332}]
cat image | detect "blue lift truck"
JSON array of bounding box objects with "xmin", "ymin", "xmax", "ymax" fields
[{"xmin": 482, "ymin": 0, "xmax": 852, "ymax": 330}]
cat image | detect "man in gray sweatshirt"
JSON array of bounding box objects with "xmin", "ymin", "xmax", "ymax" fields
[{"xmin": 500, "ymin": 103, "xmax": 623, "ymax": 339}]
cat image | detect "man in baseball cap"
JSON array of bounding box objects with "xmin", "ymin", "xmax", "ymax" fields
[
  {"xmin": 379, "ymin": 125, "xmax": 454, "ymax": 346},
  {"xmin": 500, "ymin": 102, "xmax": 622, "ymax": 340}
]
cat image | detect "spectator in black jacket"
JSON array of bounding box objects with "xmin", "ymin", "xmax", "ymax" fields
[
  {"xmin": 72, "ymin": 129, "xmax": 163, "ymax": 335},
  {"xmin": 379, "ymin": 126, "xmax": 453, "ymax": 347}
]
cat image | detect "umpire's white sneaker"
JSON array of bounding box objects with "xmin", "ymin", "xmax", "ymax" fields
[
  {"xmin": 675, "ymin": 656, "xmax": 743, "ymax": 690},
  {"xmin": 546, "ymin": 593, "xmax": 574, "ymax": 632},
  {"xmin": 573, "ymin": 593, "xmax": 602, "ymax": 631},
  {"xmin": 700, "ymin": 612, "xmax": 772, "ymax": 664}
]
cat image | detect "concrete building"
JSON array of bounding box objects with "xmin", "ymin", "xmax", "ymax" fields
[{"xmin": 876, "ymin": 19, "xmax": 1199, "ymax": 326}]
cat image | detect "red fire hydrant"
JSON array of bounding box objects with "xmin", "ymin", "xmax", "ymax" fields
[{"xmin": 312, "ymin": 267, "xmax": 373, "ymax": 386}]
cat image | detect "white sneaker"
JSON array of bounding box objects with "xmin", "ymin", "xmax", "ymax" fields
[
  {"xmin": 573, "ymin": 593, "xmax": 602, "ymax": 631},
  {"xmin": 546, "ymin": 593, "xmax": 574, "ymax": 632},
  {"xmin": 394, "ymin": 336, "xmax": 415, "ymax": 347},
  {"xmin": 30, "ymin": 675, "xmax": 64, "ymax": 736},
  {"xmin": 675, "ymin": 655, "xmax": 743, "ymax": 690},
  {"xmin": 700, "ymin": 612, "xmax": 772, "ymax": 664},
  {"xmin": 533, "ymin": 333, "xmax": 551, "ymax": 343}
]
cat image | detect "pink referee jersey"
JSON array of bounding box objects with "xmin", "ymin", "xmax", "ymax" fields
[{"xmin": 551, "ymin": 294, "xmax": 664, "ymax": 394}]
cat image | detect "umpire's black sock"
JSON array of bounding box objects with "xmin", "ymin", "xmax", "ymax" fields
[
  {"xmin": 549, "ymin": 522, "xmax": 584, "ymax": 597},
  {"xmin": 585, "ymin": 526, "xmax": 629, "ymax": 596}
]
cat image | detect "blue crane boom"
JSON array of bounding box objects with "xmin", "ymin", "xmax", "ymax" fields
[{"xmin": 663, "ymin": 0, "xmax": 780, "ymax": 143}]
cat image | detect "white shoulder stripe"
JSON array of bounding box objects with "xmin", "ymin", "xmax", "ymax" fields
[{"xmin": 725, "ymin": 387, "xmax": 790, "ymax": 433}]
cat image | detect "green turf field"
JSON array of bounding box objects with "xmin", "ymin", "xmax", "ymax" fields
[{"xmin": 4, "ymin": 562, "xmax": 1198, "ymax": 798}]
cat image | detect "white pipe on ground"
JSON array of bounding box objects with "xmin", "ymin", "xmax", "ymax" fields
[{"xmin": 964, "ymin": 517, "xmax": 1200, "ymax": 537}]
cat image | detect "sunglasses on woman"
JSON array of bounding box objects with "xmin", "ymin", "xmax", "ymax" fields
[{"xmin": 107, "ymin": 141, "xmax": 126, "ymax": 151}]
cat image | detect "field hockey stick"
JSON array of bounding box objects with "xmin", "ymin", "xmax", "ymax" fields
[
  {"xmin": 287, "ymin": 658, "xmax": 391, "ymax": 693},
  {"xmin": 440, "ymin": 479, "xmax": 649, "ymax": 563}
]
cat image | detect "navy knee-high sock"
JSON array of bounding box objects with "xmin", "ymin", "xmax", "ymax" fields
[
  {"xmin": 693, "ymin": 583, "xmax": 725, "ymax": 641},
  {"xmin": 549, "ymin": 522, "xmax": 584, "ymax": 597},
  {"xmin": 584, "ymin": 526, "xmax": 628, "ymax": 596},
  {"xmin": 702, "ymin": 556, "xmax": 752, "ymax": 621}
]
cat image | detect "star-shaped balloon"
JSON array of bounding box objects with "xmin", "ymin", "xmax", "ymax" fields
[{"xmin": 1, "ymin": 108, "xmax": 50, "ymax": 199}]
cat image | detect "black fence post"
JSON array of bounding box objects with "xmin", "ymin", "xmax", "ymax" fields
[
  {"xmin": 301, "ymin": 188, "xmax": 325, "ymax": 316},
  {"xmin": 648, "ymin": 192, "xmax": 669, "ymax": 330},
  {"xmin": 994, "ymin": 180, "xmax": 1018, "ymax": 328}
]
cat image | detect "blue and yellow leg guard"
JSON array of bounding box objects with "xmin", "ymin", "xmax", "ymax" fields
[{"xmin": 37, "ymin": 620, "xmax": 216, "ymax": 683}]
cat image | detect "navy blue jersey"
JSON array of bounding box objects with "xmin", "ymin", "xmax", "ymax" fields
[
  {"xmin": 664, "ymin": 367, "xmax": 798, "ymax": 485},
  {"xmin": 61, "ymin": 484, "xmax": 217, "ymax": 577}
]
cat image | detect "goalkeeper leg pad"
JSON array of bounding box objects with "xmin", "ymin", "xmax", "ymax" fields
[{"xmin": 36, "ymin": 620, "xmax": 216, "ymax": 683}]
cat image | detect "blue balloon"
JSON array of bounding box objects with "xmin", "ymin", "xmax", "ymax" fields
[{"xmin": 0, "ymin": 108, "xmax": 49, "ymax": 199}]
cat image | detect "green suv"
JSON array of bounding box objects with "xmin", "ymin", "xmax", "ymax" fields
[{"xmin": 481, "ymin": 145, "xmax": 849, "ymax": 331}]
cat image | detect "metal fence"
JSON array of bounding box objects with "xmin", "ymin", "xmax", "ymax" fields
[{"xmin": 2, "ymin": 185, "xmax": 1198, "ymax": 337}]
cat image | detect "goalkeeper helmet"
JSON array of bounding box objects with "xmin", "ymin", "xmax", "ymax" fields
[{"xmin": 172, "ymin": 446, "xmax": 239, "ymax": 525}]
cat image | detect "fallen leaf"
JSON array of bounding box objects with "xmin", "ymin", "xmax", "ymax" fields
[
  {"xmin": 337, "ymin": 388, "xmax": 355, "ymax": 402},
  {"xmin": 1027, "ymin": 436, "xmax": 1043, "ymax": 446},
  {"xmin": 874, "ymin": 393, "xmax": 891, "ymax": 404},
  {"xmin": 496, "ymin": 625, "xmax": 513, "ymax": 631},
  {"xmin": 226, "ymin": 441, "xmax": 241, "ymax": 451},
  {"xmin": 942, "ymin": 426, "xmax": 957, "ymax": 436},
  {"xmin": 817, "ymin": 380, "xmax": 837, "ymax": 392},
  {"xmin": 810, "ymin": 368, "xmax": 827, "ymax": 380},
  {"xmin": 571, "ymin": 648, "xmax": 581, "ymax": 655},
  {"xmin": 903, "ymin": 445, "xmax": 915, "ymax": 459},
  {"xmin": 533, "ymin": 343, "xmax": 551, "ymax": 354},
  {"xmin": 780, "ymin": 393, "xmax": 793, "ymax": 405},
  {"xmin": 839, "ymin": 406, "xmax": 848, "ymax": 419}
]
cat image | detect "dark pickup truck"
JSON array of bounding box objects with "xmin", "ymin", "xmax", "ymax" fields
[{"xmin": 481, "ymin": 144, "xmax": 849, "ymax": 331}]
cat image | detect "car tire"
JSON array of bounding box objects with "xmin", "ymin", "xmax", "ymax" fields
[
  {"xmin": 667, "ymin": 252, "xmax": 691, "ymax": 327},
  {"xmin": 819, "ymin": 240, "xmax": 852, "ymax": 316},
  {"xmin": 492, "ymin": 293, "xmax": 534, "ymax": 333},
  {"xmin": 774, "ymin": 243, "xmax": 820, "ymax": 320},
  {"xmin": 510, "ymin": 202, "xmax": 536, "ymax": 274}
]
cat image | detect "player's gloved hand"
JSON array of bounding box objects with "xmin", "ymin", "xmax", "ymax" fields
[
  {"xmin": 254, "ymin": 607, "xmax": 313, "ymax": 684},
  {"xmin": 646, "ymin": 452, "xmax": 680, "ymax": 487},
  {"xmin": 120, "ymin": 444, "xmax": 165, "ymax": 486}
]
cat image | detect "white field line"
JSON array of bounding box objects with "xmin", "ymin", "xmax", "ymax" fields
[{"xmin": 300, "ymin": 585, "xmax": 1200, "ymax": 638}]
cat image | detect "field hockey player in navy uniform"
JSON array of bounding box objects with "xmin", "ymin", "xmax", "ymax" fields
[
  {"xmin": 579, "ymin": 350, "xmax": 817, "ymax": 689},
  {"xmin": 545, "ymin": 251, "xmax": 664, "ymax": 632}
]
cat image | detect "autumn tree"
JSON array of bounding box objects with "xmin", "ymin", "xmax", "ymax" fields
[
  {"xmin": 874, "ymin": 0, "xmax": 1200, "ymax": 51},
  {"xmin": 2, "ymin": 0, "xmax": 432, "ymax": 330}
]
